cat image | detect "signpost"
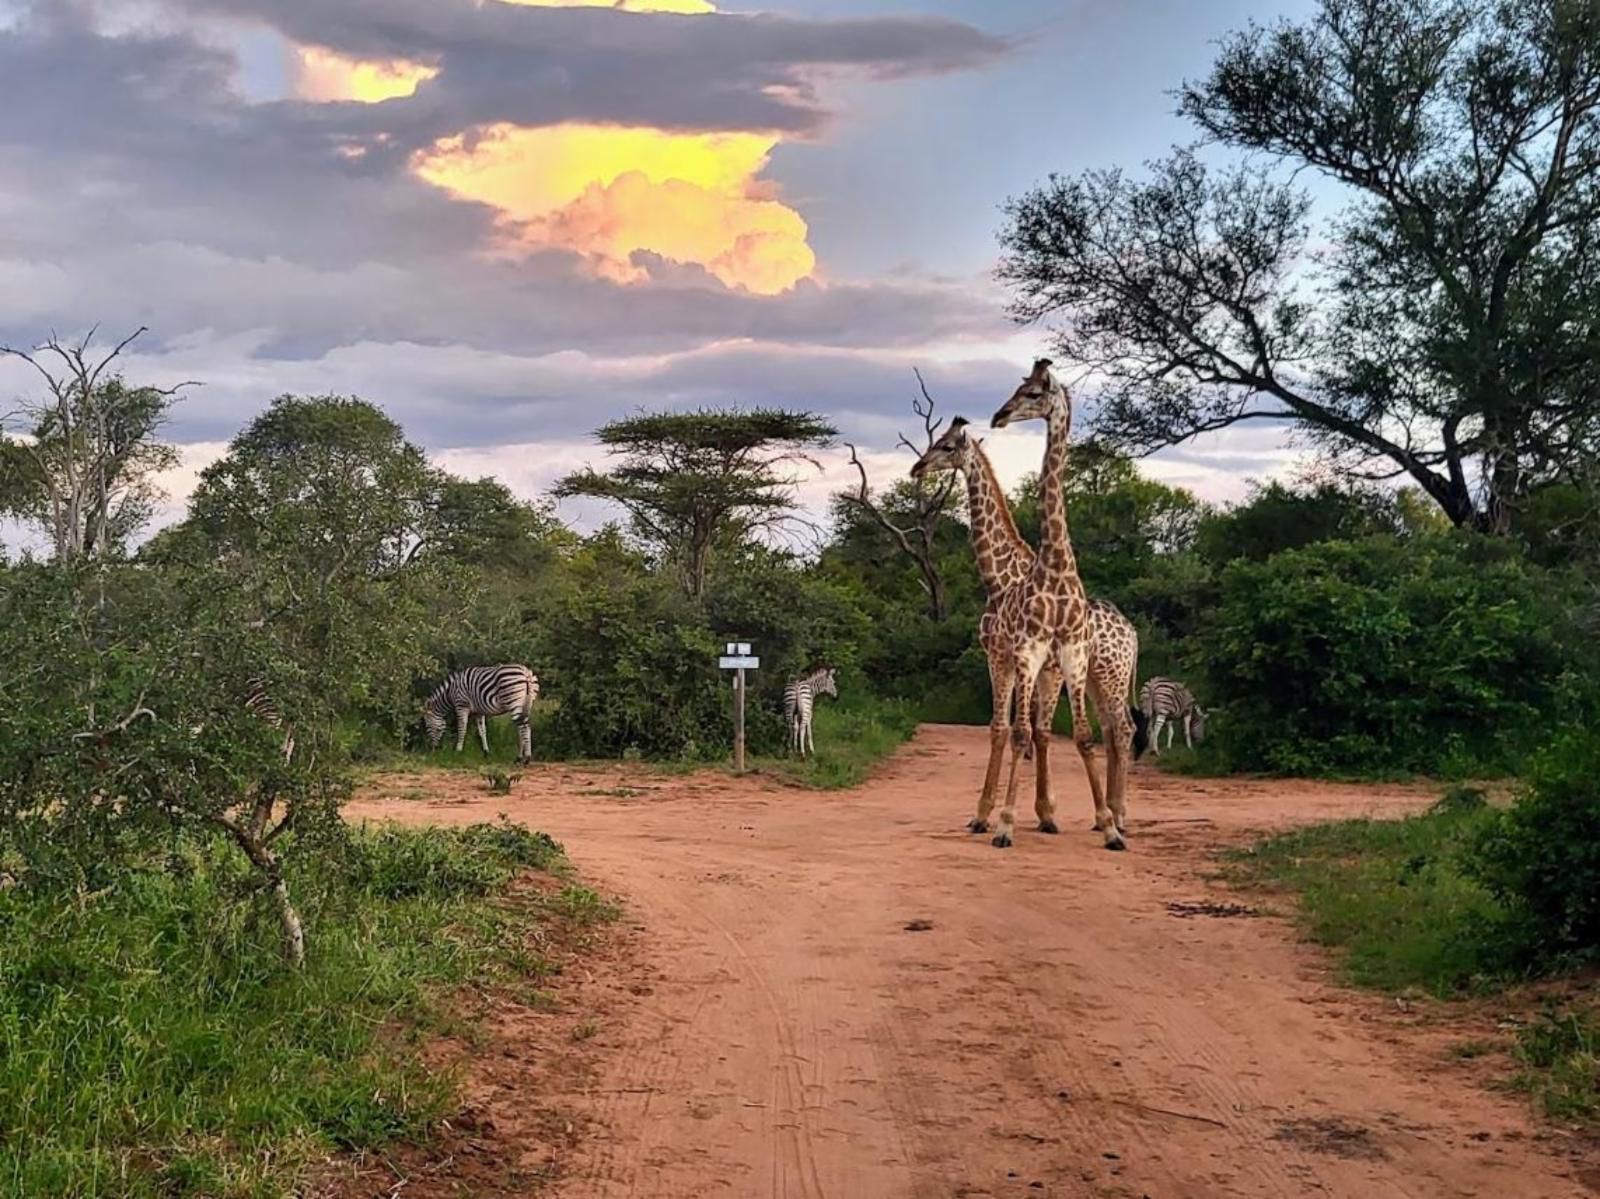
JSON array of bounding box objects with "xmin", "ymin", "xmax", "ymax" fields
[{"xmin": 718, "ymin": 641, "xmax": 758, "ymax": 773}]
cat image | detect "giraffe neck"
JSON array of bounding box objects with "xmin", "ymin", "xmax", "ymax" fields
[
  {"xmin": 1034, "ymin": 394, "xmax": 1082, "ymax": 587},
  {"xmin": 961, "ymin": 442, "xmax": 1033, "ymax": 597}
]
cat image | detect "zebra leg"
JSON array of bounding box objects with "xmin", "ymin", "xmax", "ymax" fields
[
  {"xmin": 477, "ymin": 713, "xmax": 490, "ymax": 756},
  {"xmin": 1149, "ymin": 713, "xmax": 1166, "ymax": 756},
  {"xmin": 1183, "ymin": 712, "xmax": 1193, "ymax": 750},
  {"xmin": 1032, "ymin": 658, "xmax": 1062, "ymax": 834},
  {"xmin": 806, "ymin": 712, "xmax": 816, "ymax": 757},
  {"xmin": 454, "ymin": 707, "xmax": 470, "ymax": 753},
  {"xmin": 515, "ymin": 714, "xmax": 531, "ymax": 763}
]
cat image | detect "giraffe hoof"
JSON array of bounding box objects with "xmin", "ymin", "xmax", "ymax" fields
[
  {"xmin": 1038, "ymin": 820, "xmax": 1059, "ymax": 835},
  {"xmin": 991, "ymin": 833, "xmax": 1013, "ymax": 849},
  {"xmin": 1104, "ymin": 834, "xmax": 1127, "ymax": 852},
  {"xmin": 967, "ymin": 818, "xmax": 989, "ymax": 834}
]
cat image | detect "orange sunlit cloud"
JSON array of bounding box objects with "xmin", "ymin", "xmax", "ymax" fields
[
  {"xmin": 293, "ymin": 46, "xmax": 438, "ymax": 103},
  {"xmin": 292, "ymin": 0, "xmax": 816, "ymax": 294}
]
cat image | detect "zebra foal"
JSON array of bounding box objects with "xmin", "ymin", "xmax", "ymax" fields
[
  {"xmin": 422, "ymin": 664, "xmax": 540, "ymax": 763},
  {"xmin": 1138, "ymin": 677, "xmax": 1208, "ymax": 755},
  {"xmin": 784, "ymin": 666, "xmax": 837, "ymax": 758},
  {"xmin": 243, "ymin": 676, "xmax": 296, "ymax": 763}
]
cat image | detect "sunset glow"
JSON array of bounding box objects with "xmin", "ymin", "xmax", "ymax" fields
[
  {"xmin": 414, "ymin": 125, "xmax": 814, "ymax": 293},
  {"xmin": 293, "ymin": 46, "xmax": 438, "ymax": 103},
  {"xmin": 293, "ymin": 0, "xmax": 811, "ymax": 293}
]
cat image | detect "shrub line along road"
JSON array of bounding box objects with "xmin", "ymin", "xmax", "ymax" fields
[{"xmin": 348, "ymin": 725, "xmax": 1598, "ymax": 1199}]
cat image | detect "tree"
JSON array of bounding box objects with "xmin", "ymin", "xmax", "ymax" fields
[
  {"xmin": 836, "ymin": 371, "xmax": 963, "ymax": 621},
  {"xmin": 164, "ymin": 395, "xmax": 461, "ymax": 742},
  {"xmin": 0, "ymin": 561, "xmax": 347, "ymax": 967},
  {"xmin": 0, "ymin": 327, "xmax": 188, "ymax": 560},
  {"xmin": 554, "ymin": 408, "xmax": 835, "ymax": 597},
  {"xmin": 183, "ymin": 395, "xmax": 433, "ymax": 582},
  {"xmin": 999, "ymin": 0, "xmax": 1600, "ymax": 533},
  {"xmin": 419, "ymin": 476, "xmax": 574, "ymax": 574}
]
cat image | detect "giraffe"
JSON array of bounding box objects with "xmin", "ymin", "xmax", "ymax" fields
[
  {"xmin": 987, "ymin": 359, "xmax": 1135, "ymax": 850},
  {"xmin": 910, "ymin": 418, "xmax": 1145, "ymax": 838}
]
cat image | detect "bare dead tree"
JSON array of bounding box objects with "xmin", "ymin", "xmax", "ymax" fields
[
  {"xmin": 0, "ymin": 326, "xmax": 195, "ymax": 562},
  {"xmin": 840, "ymin": 369, "xmax": 961, "ymax": 621}
]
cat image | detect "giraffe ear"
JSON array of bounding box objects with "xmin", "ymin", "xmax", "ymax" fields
[
  {"xmin": 1031, "ymin": 357, "xmax": 1054, "ymax": 378},
  {"xmin": 949, "ymin": 416, "xmax": 969, "ymax": 431}
]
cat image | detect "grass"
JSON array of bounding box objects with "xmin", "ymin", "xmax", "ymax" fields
[
  {"xmin": 1228, "ymin": 787, "xmax": 1600, "ymax": 1126},
  {"xmin": 0, "ymin": 819, "xmax": 609, "ymax": 1198},
  {"xmin": 752, "ymin": 696, "xmax": 920, "ymax": 789},
  {"xmin": 1225, "ymin": 799, "xmax": 1505, "ymax": 995}
]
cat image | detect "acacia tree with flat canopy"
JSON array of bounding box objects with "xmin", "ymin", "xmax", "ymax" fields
[
  {"xmin": 555, "ymin": 409, "xmax": 836, "ymax": 597},
  {"xmin": 999, "ymin": 0, "xmax": 1600, "ymax": 533}
]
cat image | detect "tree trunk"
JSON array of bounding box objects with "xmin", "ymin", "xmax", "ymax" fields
[
  {"xmin": 920, "ymin": 557, "xmax": 948, "ymax": 622},
  {"xmin": 217, "ymin": 813, "xmax": 306, "ymax": 968}
]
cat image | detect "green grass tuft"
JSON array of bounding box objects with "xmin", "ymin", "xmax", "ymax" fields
[
  {"xmin": 0, "ymin": 820, "xmax": 591, "ymax": 1198},
  {"xmin": 1225, "ymin": 803, "xmax": 1507, "ymax": 995},
  {"xmin": 753, "ymin": 696, "xmax": 919, "ymax": 790}
]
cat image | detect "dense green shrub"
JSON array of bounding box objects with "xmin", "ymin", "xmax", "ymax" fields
[
  {"xmin": 1195, "ymin": 533, "xmax": 1570, "ymax": 775},
  {"xmin": 1467, "ymin": 732, "xmax": 1600, "ymax": 965}
]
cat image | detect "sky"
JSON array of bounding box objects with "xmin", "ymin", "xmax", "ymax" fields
[{"xmin": 0, "ymin": 0, "xmax": 1324, "ymax": 546}]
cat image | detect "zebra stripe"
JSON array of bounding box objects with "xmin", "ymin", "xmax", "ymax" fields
[
  {"xmin": 1138, "ymin": 676, "xmax": 1205, "ymax": 755},
  {"xmin": 423, "ymin": 664, "xmax": 539, "ymax": 763},
  {"xmin": 783, "ymin": 666, "xmax": 837, "ymax": 759},
  {"xmin": 243, "ymin": 676, "xmax": 295, "ymax": 763}
]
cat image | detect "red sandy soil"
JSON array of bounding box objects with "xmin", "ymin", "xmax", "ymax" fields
[{"xmin": 334, "ymin": 724, "xmax": 1600, "ymax": 1199}]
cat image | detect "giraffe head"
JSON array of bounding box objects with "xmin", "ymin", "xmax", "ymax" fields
[
  {"xmin": 909, "ymin": 417, "xmax": 976, "ymax": 481},
  {"xmin": 989, "ymin": 358, "xmax": 1069, "ymax": 430}
]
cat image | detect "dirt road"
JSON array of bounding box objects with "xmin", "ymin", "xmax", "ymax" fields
[{"xmin": 348, "ymin": 725, "xmax": 1597, "ymax": 1199}]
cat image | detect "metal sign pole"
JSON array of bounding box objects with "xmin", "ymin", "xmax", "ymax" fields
[
  {"xmin": 719, "ymin": 640, "xmax": 758, "ymax": 774},
  {"xmin": 733, "ymin": 667, "xmax": 746, "ymax": 774}
]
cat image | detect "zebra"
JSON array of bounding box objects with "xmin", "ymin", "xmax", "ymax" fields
[
  {"xmin": 243, "ymin": 676, "xmax": 295, "ymax": 763},
  {"xmin": 1138, "ymin": 677, "xmax": 1208, "ymax": 755},
  {"xmin": 422, "ymin": 664, "xmax": 539, "ymax": 763},
  {"xmin": 784, "ymin": 666, "xmax": 838, "ymax": 758}
]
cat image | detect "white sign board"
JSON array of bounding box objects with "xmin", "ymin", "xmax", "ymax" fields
[
  {"xmin": 724, "ymin": 642, "xmax": 752, "ymax": 656},
  {"xmin": 719, "ymin": 655, "xmax": 760, "ymax": 670}
]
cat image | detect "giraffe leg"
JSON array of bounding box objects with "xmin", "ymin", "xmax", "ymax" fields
[
  {"xmin": 996, "ymin": 646, "xmax": 1047, "ymax": 849},
  {"xmin": 1032, "ymin": 660, "xmax": 1062, "ymax": 834},
  {"xmin": 1062, "ymin": 645, "xmax": 1113, "ymax": 840},
  {"xmin": 973, "ymin": 655, "xmax": 1016, "ymax": 834},
  {"xmin": 1091, "ymin": 670, "xmax": 1133, "ymax": 845}
]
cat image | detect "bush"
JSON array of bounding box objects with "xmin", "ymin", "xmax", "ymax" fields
[
  {"xmin": 1194, "ymin": 534, "xmax": 1569, "ymax": 776},
  {"xmin": 1466, "ymin": 732, "xmax": 1600, "ymax": 966}
]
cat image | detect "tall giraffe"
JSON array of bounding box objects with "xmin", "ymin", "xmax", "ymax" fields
[
  {"xmin": 988, "ymin": 359, "xmax": 1133, "ymax": 850},
  {"xmin": 910, "ymin": 419, "xmax": 1144, "ymax": 835}
]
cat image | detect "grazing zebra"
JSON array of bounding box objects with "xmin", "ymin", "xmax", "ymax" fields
[
  {"xmin": 243, "ymin": 676, "xmax": 295, "ymax": 763},
  {"xmin": 784, "ymin": 666, "xmax": 838, "ymax": 758},
  {"xmin": 422, "ymin": 664, "xmax": 539, "ymax": 763},
  {"xmin": 1138, "ymin": 677, "xmax": 1208, "ymax": 755}
]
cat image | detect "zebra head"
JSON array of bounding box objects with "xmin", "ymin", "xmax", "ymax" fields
[
  {"xmin": 1190, "ymin": 706, "xmax": 1209, "ymax": 744},
  {"xmin": 909, "ymin": 417, "xmax": 974, "ymax": 481},
  {"xmin": 814, "ymin": 667, "xmax": 839, "ymax": 699},
  {"xmin": 421, "ymin": 690, "xmax": 449, "ymax": 748},
  {"xmin": 990, "ymin": 358, "xmax": 1070, "ymax": 430}
]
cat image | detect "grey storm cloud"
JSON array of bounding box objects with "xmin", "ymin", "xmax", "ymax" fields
[
  {"xmin": 163, "ymin": 0, "xmax": 1011, "ymax": 142},
  {"xmin": 0, "ymin": 0, "xmax": 1024, "ymax": 490}
]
